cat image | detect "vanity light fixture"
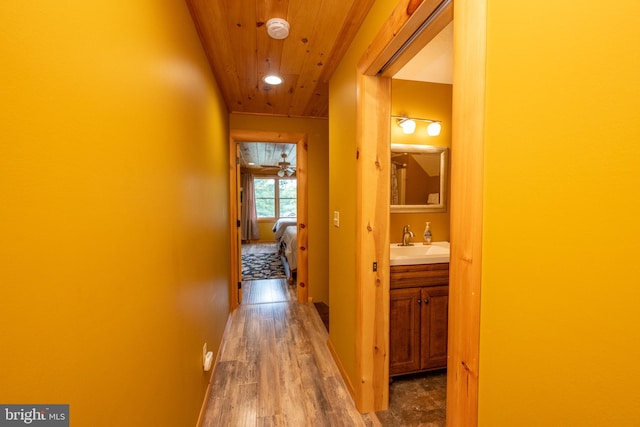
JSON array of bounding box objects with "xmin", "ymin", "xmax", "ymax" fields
[
  {"xmin": 398, "ymin": 118, "xmax": 416, "ymax": 134},
  {"xmin": 392, "ymin": 115, "xmax": 442, "ymax": 136},
  {"xmin": 426, "ymin": 121, "xmax": 441, "ymax": 136}
]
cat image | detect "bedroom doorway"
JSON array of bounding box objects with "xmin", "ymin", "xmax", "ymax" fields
[
  {"xmin": 239, "ymin": 142, "xmax": 297, "ymax": 305},
  {"xmin": 229, "ymin": 130, "xmax": 309, "ymax": 309}
]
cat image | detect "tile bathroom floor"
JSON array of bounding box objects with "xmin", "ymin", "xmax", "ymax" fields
[{"xmin": 376, "ymin": 370, "xmax": 447, "ymax": 427}]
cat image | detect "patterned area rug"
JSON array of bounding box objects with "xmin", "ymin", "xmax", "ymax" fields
[{"xmin": 242, "ymin": 252, "xmax": 286, "ymax": 280}]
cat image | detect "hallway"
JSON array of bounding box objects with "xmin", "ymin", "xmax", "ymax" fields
[{"xmin": 201, "ymin": 281, "xmax": 374, "ymax": 426}]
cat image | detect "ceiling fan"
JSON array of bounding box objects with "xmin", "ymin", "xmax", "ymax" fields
[{"xmin": 262, "ymin": 153, "xmax": 296, "ymax": 177}]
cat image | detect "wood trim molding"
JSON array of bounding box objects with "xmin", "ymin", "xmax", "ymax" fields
[
  {"xmin": 378, "ymin": 1, "xmax": 453, "ymax": 78},
  {"xmin": 446, "ymin": 0, "xmax": 486, "ymax": 424},
  {"xmin": 295, "ymin": 136, "xmax": 309, "ymax": 304},
  {"xmin": 229, "ymin": 130, "xmax": 309, "ymax": 306},
  {"xmin": 327, "ymin": 338, "xmax": 357, "ymax": 401},
  {"xmin": 197, "ymin": 313, "xmax": 233, "ymax": 426},
  {"xmin": 196, "ymin": 361, "xmax": 215, "ymax": 427},
  {"xmin": 229, "ymin": 135, "xmax": 241, "ymax": 310},
  {"xmin": 357, "ymin": 0, "xmax": 444, "ymax": 76},
  {"xmin": 355, "ymin": 73, "xmax": 391, "ymax": 413}
]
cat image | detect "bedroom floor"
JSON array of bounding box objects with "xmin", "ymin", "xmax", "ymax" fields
[
  {"xmin": 241, "ymin": 242, "xmax": 278, "ymax": 254},
  {"xmin": 241, "ymin": 243, "xmax": 295, "ymax": 304}
]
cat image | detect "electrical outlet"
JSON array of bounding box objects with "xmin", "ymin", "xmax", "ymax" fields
[
  {"xmin": 202, "ymin": 343, "xmax": 207, "ymax": 361},
  {"xmin": 333, "ymin": 211, "xmax": 340, "ymax": 227}
]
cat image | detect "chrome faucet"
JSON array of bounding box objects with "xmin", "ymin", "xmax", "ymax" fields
[{"xmin": 401, "ymin": 225, "xmax": 414, "ymax": 246}]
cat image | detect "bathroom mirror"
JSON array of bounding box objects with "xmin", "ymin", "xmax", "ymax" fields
[{"xmin": 391, "ymin": 143, "xmax": 448, "ymax": 213}]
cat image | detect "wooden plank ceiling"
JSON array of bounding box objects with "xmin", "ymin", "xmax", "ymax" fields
[
  {"xmin": 186, "ymin": 0, "xmax": 375, "ymax": 118},
  {"xmin": 238, "ymin": 142, "xmax": 297, "ymax": 175}
]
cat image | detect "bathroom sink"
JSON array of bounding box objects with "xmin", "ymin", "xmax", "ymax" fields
[{"xmin": 390, "ymin": 241, "xmax": 450, "ymax": 266}]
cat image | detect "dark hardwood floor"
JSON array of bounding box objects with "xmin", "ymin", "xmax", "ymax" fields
[
  {"xmin": 242, "ymin": 278, "xmax": 292, "ymax": 305},
  {"xmin": 202, "ymin": 245, "xmax": 374, "ymax": 425}
]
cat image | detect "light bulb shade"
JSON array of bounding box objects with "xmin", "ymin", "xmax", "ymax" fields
[
  {"xmin": 427, "ymin": 121, "xmax": 441, "ymax": 136},
  {"xmin": 277, "ymin": 169, "xmax": 285, "ymax": 177},
  {"xmin": 398, "ymin": 119, "xmax": 416, "ymax": 134}
]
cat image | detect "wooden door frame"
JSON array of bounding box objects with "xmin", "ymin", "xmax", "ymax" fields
[
  {"xmin": 228, "ymin": 130, "xmax": 309, "ymax": 309},
  {"xmin": 354, "ymin": 0, "xmax": 485, "ymax": 423}
]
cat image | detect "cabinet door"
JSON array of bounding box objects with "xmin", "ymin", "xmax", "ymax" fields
[
  {"xmin": 421, "ymin": 286, "xmax": 449, "ymax": 370},
  {"xmin": 389, "ymin": 287, "xmax": 421, "ymax": 375}
]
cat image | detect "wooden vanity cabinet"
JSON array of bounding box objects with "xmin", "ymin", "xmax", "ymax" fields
[{"xmin": 389, "ymin": 263, "xmax": 449, "ymax": 376}]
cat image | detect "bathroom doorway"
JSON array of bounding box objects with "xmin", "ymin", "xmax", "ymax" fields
[
  {"xmin": 380, "ymin": 17, "xmax": 454, "ymax": 426},
  {"xmin": 354, "ymin": 0, "xmax": 486, "ymax": 423}
]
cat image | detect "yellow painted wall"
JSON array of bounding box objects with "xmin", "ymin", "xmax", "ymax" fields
[
  {"xmin": 255, "ymin": 220, "xmax": 278, "ymax": 242},
  {"xmin": 328, "ymin": 0, "xmax": 398, "ymax": 389},
  {"xmin": 0, "ymin": 2, "xmax": 230, "ymax": 426},
  {"xmin": 390, "ymin": 80, "xmax": 452, "ymax": 243},
  {"xmin": 479, "ymin": 1, "xmax": 640, "ymax": 425},
  {"xmin": 230, "ymin": 113, "xmax": 330, "ymax": 303}
]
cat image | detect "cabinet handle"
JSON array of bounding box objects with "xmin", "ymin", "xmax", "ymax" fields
[
  {"xmin": 424, "ymin": 299, "xmax": 429, "ymax": 304},
  {"xmin": 417, "ymin": 299, "xmax": 421, "ymax": 304}
]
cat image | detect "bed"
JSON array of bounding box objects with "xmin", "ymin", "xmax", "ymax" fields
[
  {"xmin": 272, "ymin": 218, "xmax": 297, "ymax": 241},
  {"xmin": 272, "ymin": 218, "xmax": 297, "ymax": 284}
]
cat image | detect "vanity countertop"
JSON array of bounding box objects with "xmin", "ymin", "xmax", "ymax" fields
[{"xmin": 390, "ymin": 241, "xmax": 450, "ymax": 266}]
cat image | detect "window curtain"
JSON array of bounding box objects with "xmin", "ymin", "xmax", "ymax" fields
[{"xmin": 241, "ymin": 172, "xmax": 260, "ymax": 241}]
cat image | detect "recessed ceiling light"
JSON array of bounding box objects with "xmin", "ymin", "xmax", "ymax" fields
[{"xmin": 263, "ymin": 75, "xmax": 283, "ymax": 85}]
